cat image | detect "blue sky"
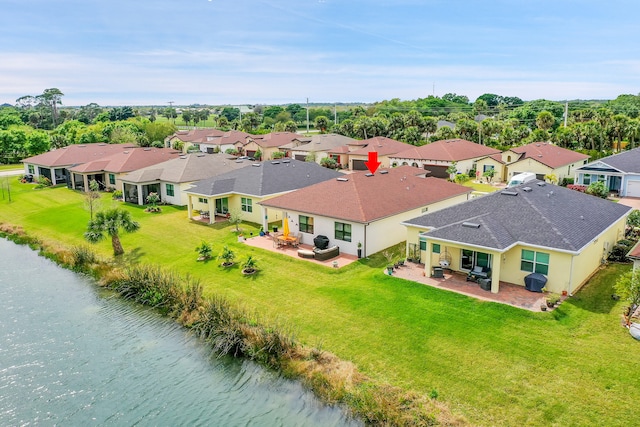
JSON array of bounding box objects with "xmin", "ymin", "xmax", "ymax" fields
[{"xmin": 1, "ymin": 0, "xmax": 638, "ymax": 106}]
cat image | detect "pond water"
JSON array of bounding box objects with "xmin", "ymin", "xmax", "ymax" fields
[{"xmin": 0, "ymin": 238, "xmax": 360, "ymax": 426}]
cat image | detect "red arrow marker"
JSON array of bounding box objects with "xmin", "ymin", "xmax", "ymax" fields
[{"xmin": 364, "ymin": 151, "xmax": 381, "ymax": 174}]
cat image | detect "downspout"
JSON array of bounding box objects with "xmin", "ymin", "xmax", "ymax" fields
[
  {"xmin": 568, "ymin": 255, "xmax": 575, "ymax": 296},
  {"xmin": 363, "ymin": 223, "xmax": 369, "ymax": 258}
]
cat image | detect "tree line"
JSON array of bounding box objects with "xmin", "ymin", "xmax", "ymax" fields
[{"xmin": 2, "ymin": 88, "xmax": 640, "ymax": 164}]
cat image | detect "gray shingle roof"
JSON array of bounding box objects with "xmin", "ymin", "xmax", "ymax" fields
[
  {"xmin": 120, "ymin": 153, "xmax": 247, "ymax": 184},
  {"xmin": 186, "ymin": 159, "xmax": 343, "ymax": 197},
  {"xmin": 584, "ymin": 147, "xmax": 640, "ymax": 174},
  {"xmin": 404, "ymin": 181, "xmax": 631, "ymax": 253}
]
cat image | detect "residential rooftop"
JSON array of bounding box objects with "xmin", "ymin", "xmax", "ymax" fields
[
  {"xmin": 509, "ymin": 142, "xmax": 589, "ymax": 168},
  {"xmin": 120, "ymin": 153, "xmax": 249, "ymax": 184},
  {"xmin": 186, "ymin": 158, "xmax": 343, "ymax": 197},
  {"xmin": 392, "ymin": 139, "xmax": 501, "ymax": 161},
  {"xmin": 404, "ymin": 180, "xmax": 632, "ymax": 253},
  {"xmin": 21, "ymin": 143, "xmax": 138, "ymax": 167},
  {"xmin": 260, "ymin": 165, "xmax": 472, "ymax": 223}
]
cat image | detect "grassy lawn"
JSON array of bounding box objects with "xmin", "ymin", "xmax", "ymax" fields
[
  {"xmin": 0, "ymin": 163, "xmax": 22, "ymax": 171},
  {"xmin": 2, "ymin": 183, "xmax": 639, "ymax": 426},
  {"xmin": 462, "ymin": 180, "xmax": 501, "ymax": 193}
]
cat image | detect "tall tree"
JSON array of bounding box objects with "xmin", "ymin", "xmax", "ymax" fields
[
  {"xmin": 84, "ymin": 208, "xmax": 140, "ymax": 256},
  {"xmin": 38, "ymin": 88, "xmax": 64, "ymax": 128}
]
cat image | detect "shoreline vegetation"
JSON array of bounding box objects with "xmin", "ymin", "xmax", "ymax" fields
[{"xmin": 0, "ymin": 224, "xmax": 460, "ymax": 426}]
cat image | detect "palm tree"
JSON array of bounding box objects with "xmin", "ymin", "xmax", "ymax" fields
[{"xmin": 84, "ymin": 208, "xmax": 140, "ymax": 256}]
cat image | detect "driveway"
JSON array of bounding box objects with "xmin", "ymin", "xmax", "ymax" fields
[
  {"xmin": 618, "ymin": 197, "xmax": 640, "ymax": 210},
  {"xmin": 0, "ymin": 169, "xmax": 23, "ymax": 177}
]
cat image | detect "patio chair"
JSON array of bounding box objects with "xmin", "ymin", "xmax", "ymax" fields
[
  {"xmin": 271, "ymin": 233, "xmax": 283, "ymax": 248},
  {"xmin": 292, "ymin": 234, "xmax": 301, "ymax": 247},
  {"xmin": 466, "ymin": 266, "xmax": 491, "ymax": 282}
]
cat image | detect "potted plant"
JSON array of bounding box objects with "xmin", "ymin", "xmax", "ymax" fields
[
  {"xmin": 195, "ymin": 241, "xmax": 213, "ymax": 261},
  {"xmin": 218, "ymin": 245, "xmax": 236, "ymax": 267},
  {"xmin": 357, "ymin": 241, "xmax": 362, "ymax": 259},
  {"xmin": 546, "ymin": 293, "xmax": 561, "ymax": 308},
  {"xmin": 242, "ymin": 255, "xmax": 258, "ymax": 275},
  {"xmin": 237, "ymin": 233, "xmax": 245, "ymax": 242},
  {"xmin": 259, "ymin": 226, "xmax": 265, "ymax": 237}
]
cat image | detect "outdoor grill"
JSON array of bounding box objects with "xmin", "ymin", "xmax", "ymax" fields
[{"xmin": 313, "ymin": 235, "xmax": 330, "ymax": 250}]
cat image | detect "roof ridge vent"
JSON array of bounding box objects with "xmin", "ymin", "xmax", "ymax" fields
[
  {"xmin": 522, "ymin": 187, "xmax": 532, "ymax": 192},
  {"xmin": 365, "ymin": 173, "xmax": 374, "ymax": 177},
  {"xmin": 501, "ymin": 190, "xmax": 519, "ymax": 196},
  {"xmin": 282, "ymin": 159, "xmax": 290, "ymax": 163},
  {"xmin": 537, "ymin": 182, "xmax": 546, "ymax": 187},
  {"xmin": 252, "ymin": 163, "xmax": 261, "ymax": 167},
  {"xmin": 380, "ymin": 170, "xmax": 389, "ymax": 174},
  {"xmin": 271, "ymin": 161, "xmax": 280, "ymax": 164},
  {"xmin": 462, "ymin": 222, "xmax": 481, "ymax": 228},
  {"xmin": 336, "ymin": 177, "xmax": 349, "ymax": 182}
]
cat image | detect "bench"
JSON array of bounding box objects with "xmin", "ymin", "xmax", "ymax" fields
[
  {"xmin": 313, "ymin": 245, "xmax": 339, "ymax": 261},
  {"xmin": 297, "ymin": 249, "xmax": 315, "ymax": 259}
]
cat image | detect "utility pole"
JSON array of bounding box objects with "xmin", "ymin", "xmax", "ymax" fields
[
  {"xmin": 334, "ymin": 103, "xmax": 338, "ymax": 125},
  {"xmin": 168, "ymin": 101, "xmax": 174, "ymax": 107},
  {"xmin": 306, "ymin": 98, "xmax": 310, "ymax": 134}
]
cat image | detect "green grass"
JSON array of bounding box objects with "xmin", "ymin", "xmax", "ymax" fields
[
  {"xmin": 2, "ymin": 183, "xmax": 639, "ymax": 426},
  {"xmin": 0, "ymin": 163, "xmax": 22, "ymax": 171},
  {"xmin": 462, "ymin": 180, "xmax": 501, "ymax": 193}
]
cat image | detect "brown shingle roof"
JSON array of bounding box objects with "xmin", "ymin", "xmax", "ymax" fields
[
  {"xmin": 348, "ymin": 136, "xmax": 412, "ymax": 156},
  {"xmin": 260, "ymin": 165, "xmax": 471, "ymax": 223},
  {"xmin": 169, "ymin": 128, "xmax": 226, "ymax": 143},
  {"xmin": 392, "ymin": 139, "xmax": 501, "ymax": 161},
  {"xmin": 509, "ymin": 142, "xmax": 589, "ymax": 168},
  {"xmin": 22, "ymin": 143, "xmax": 137, "ymax": 167},
  {"xmin": 69, "ymin": 147, "xmax": 182, "ymax": 173},
  {"xmin": 251, "ymin": 132, "xmax": 310, "ymax": 148}
]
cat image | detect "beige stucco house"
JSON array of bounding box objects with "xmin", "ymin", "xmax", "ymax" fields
[
  {"xmin": 403, "ymin": 181, "xmax": 631, "ymax": 295},
  {"xmin": 389, "ymin": 139, "xmax": 501, "ymax": 179},
  {"xmin": 67, "ymin": 147, "xmax": 182, "ymax": 192},
  {"xmin": 241, "ymin": 132, "xmax": 310, "ymax": 161},
  {"xmin": 119, "ymin": 153, "xmax": 250, "ymax": 206},
  {"xmin": 184, "ymin": 159, "xmax": 342, "ymax": 225},
  {"xmin": 502, "ymin": 142, "xmax": 589, "ymax": 183},
  {"xmin": 21, "ymin": 143, "xmax": 138, "ymax": 187},
  {"xmin": 347, "ymin": 136, "xmax": 412, "ymax": 171},
  {"xmin": 259, "ymin": 166, "xmax": 472, "ymax": 257}
]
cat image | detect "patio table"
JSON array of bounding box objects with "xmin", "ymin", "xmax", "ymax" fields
[{"xmin": 277, "ymin": 235, "xmax": 297, "ymax": 246}]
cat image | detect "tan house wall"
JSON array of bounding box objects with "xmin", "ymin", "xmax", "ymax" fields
[
  {"xmin": 388, "ymin": 157, "xmax": 478, "ymax": 175},
  {"xmin": 474, "ymin": 158, "xmax": 505, "ymax": 182},
  {"xmin": 415, "ymin": 214, "xmax": 627, "ymax": 294},
  {"xmin": 270, "ymin": 193, "xmax": 470, "ymax": 257},
  {"xmin": 348, "ymin": 153, "xmax": 393, "ymax": 170},
  {"xmin": 505, "ymin": 156, "xmax": 588, "ymax": 183}
]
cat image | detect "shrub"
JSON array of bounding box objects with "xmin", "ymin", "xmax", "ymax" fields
[
  {"xmin": 70, "ymin": 245, "xmax": 98, "ymax": 271},
  {"xmin": 195, "ymin": 241, "xmax": 213, "ymax": 260},
  {"xmin": 608, "ymin": 239, "xmax": 636, "ymax": 262},
  {"xmin": 218, "ymin": 245, "xmax": 235, "ymax": 266},
  {"xmin": 586, "ymin": 181, "xmax": 608, "ymax": 199},
  {"xmin": 567, "ymin": 184, "xmax": 587, "ymax": 193},
  {"xmin": 320, "ymin": 157, "xmax": 337, "ymax": 169}
]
